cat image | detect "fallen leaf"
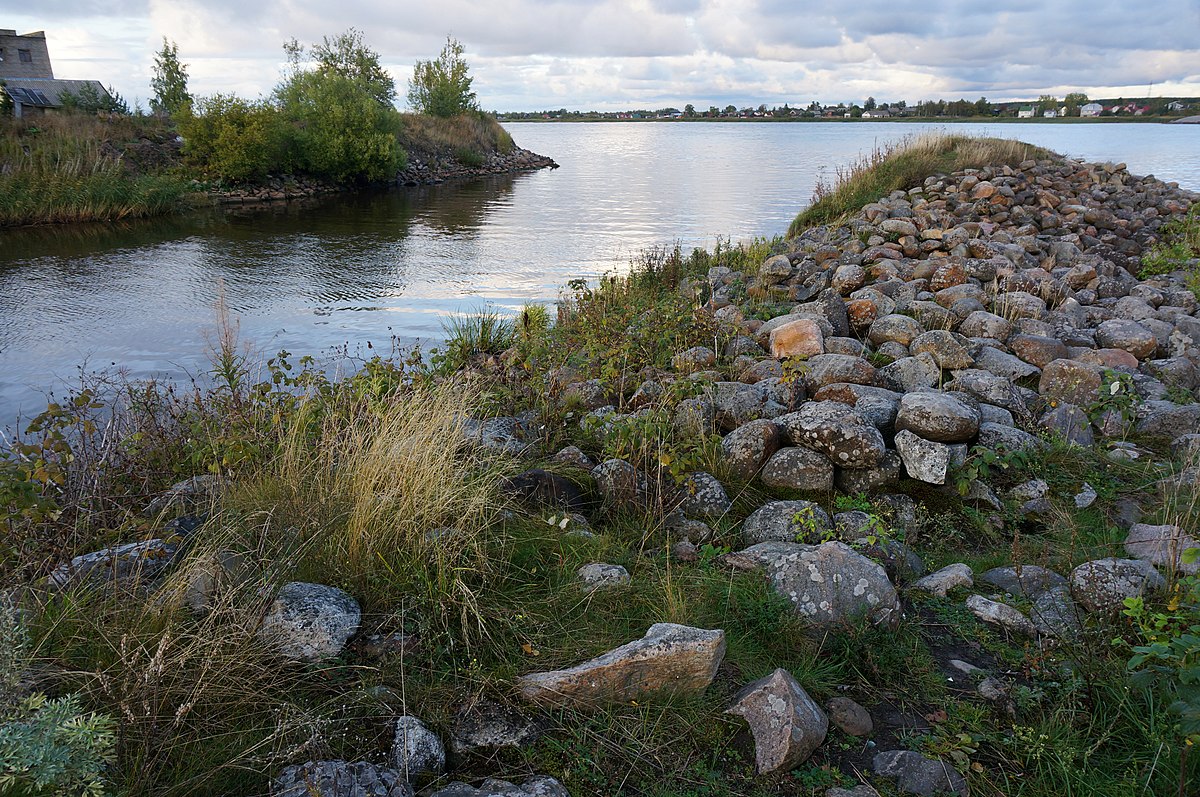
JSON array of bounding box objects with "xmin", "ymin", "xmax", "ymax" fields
[
  {"xmin": 924, "ymin": 709, "xmax": 948, "ymax": 723},
  {"xmin": 521, "ymin": 642, "xmax": 540, "ymax": 657}
]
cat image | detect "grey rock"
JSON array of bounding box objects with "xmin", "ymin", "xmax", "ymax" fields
[
  {"xmin": 760, "ymin": 447, "xmax": 835, "ymax": 492},
  {"xmin": 450, "ymin": 700, "xmax": 544, "ymax": 754},
  {"xmin": 913, "ymin": 563, "xmax": 974, "ymax": 597},
  {"xmin": 1070, "ymin": 558, "xmax": 1166, "ymax": 612},
  {"xmin": 727, "ymin": 668, "xmax": 829, "ymax": 774},
  {"xmin": 742, "ymin": 500, "xmax": 832, "ymax": 544},
  {"xmin": 392, "ymin": 716, "xmax": 444, "ymax": 783},
  {"xmin": 1039, "ymin": 403, "xmax": 1094, "ymax": 447},
  {"xmin": 895, "ymin": 430, "xmax": 964, "ymax": 485},
  {"xmin": 895, "ymin": 392, "xmax": 981, "ymax": 443},
  {"xmin": 677, "ymin": 472, "xmax": 731, "ymax": 518},
  {"xmin": 976, "ymin": 422, "xmax": 1041, "ymax": 454},
  {"xmin": 1074, "ymin": 482, "xmax": 1098, "ymax": 508},
  {"xmin": 1030, "ymin": 586, "xmax": 1084, "ymax": 639},
  {"xmin": 966, "ymin": 594, "xmax": 1037, "ymax": 636},
  {"xmin": 910, "ymin": 330, "xmax": 974, "ymax": 370},
  {"xmin": 880, "ymin": 353, "xmax": 942, "ymax": 392},
  {"xmin": 1124, "ymin": 523, "xmax": 1200, "ymax": 574},
  {"xmin": 835, "ymin": 450, "xmax": 904, "ymax": 493},
  {"xmin": 720, "ymin": 419, "xmax": 782, "ymax": 479},
  {"xmin": 1096, "ymin": 319, "xmax": 1157, "ymax": 360},
  {"xmin": 972, "ymin": 346, "xmax": 1042, "ymax": 381},
  {"xmin": 429, "ymin": 777, "xmax": 569, "ymax": 797},
  {"xmin": 978, "ymin": 566, "xmax": 1066, "ymax": 598},
  {"xmin": 49, "ymin": 539, "xmax": 179, "ymax": 591},
  {"xmin": 776, "ymin": 402, "xmax": 888, "ymax": 468},
  {"xmin": 958, "ymin": 310, "xmax": 1012, "ymax": 341},
  {"xmin": 734, "ymin": 541, "xmax": 900, "ymax": 626},
  {"xmin": 258, "ymin": 582, "xmax": 361, "ymax": 662},
  {"xmin": 868, "ymin": 314, "xmax": 927, "ymax": 347},
  {"xmin": 872, "ymin": 749, "xmax": 968, "ymax": 796},
  {"xmin": 576, "ymin": 563, "xmax": 631, "ymax": 592},
  {"xmin": 461, "ymin": 415, "xmax": 534, "ymax": 456},
  {"xmin": 593, "ymin": 458, "xmax": 647, "ymax": 507},
  {"xmin": 673, "ymin": 346, "xmax": 717, "ymax": 373},
  {"xmin": 802, "ymin": 353, "xmax": 879, "ymax": 390},
  {"xmin": 272, "ymin": 761, "xmax": 413, "ymax": 797},
  {"xmin": 1135, "ymin": 401, "xmax": 1200, "ymax": 440}
]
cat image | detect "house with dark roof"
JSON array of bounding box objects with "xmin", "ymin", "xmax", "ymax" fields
[{"xmin": 1, "ymin": 29, "xmax": 111, "ymax": 118}]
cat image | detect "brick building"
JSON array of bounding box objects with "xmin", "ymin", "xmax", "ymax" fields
[
  {"xmin": 0, "ymin": 29, "xmax": 54, "ymax": 79},
  {"xmin": 1, "ymin": 29, "xmax": 110, "ymax": 117}
]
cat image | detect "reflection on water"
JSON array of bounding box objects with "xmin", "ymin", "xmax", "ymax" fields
[{"xmin": 0, "ymin": 121, "xmax": 1196, "ymax": 422}]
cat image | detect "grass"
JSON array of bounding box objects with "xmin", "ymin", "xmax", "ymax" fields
[
  {"xmin": 0, "ymin": 114, "xmax": 194, "ymax": 227},
  {"xmin": 400, "ymin": 111, "xmax": 516, "ymax": 163},
  {"xmin": 1139, "ymin": 204, "xmax": 1200, "ymax": 293},
  {"xmin": 787, "ymin": 132, "xmax": 1058, "ymax": 235}
]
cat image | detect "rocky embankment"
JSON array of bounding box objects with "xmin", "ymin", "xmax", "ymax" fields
[
  {"xmin": 38, "ymin": 155, "xmax": 1199, "ymax": 796},
  {"xmin": 397, "ymin": 146, "xmax": 558, "ymax": 186}
]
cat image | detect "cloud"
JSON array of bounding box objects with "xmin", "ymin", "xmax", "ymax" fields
[{"xmin": 8, "ymin": 0, "xmax": 1198, "ymax": 111}]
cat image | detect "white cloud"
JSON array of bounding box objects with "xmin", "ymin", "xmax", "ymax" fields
[{"xmin": 7, "ymin": 0, "xmax": 1199, "ymax": 111}]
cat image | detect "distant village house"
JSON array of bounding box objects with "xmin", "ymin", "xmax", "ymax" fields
[
  {"xmin": 1080, "ymin": 102, "xmax": 1103, "ymax": 117},
  {"xmin": 1, "ymin": 29, "xmax": 110, "ymax": 118}
]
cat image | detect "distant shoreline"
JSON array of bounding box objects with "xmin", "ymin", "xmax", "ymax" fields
[{"xmin": 501, "ymin": 115, "xmax": 1179, "ymax": 124}]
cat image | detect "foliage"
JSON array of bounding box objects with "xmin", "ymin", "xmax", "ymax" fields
[
  {"xmin": 407, "ymin": 36, "xmax": 479, "ymax": 118},
  {"xmin": 951, "ymin": 443, "xmax": 1035, "ymax": 496},
  {"xmin": 1124, "ymin": 558, "xmax": 1200, "ymax": 749},
  {"xmin": 1, "ymin": 605, "xmax": 116, "ymax": 797},
  {"xmin": 1085, "ymin": 369, "xmax": 1140, "ymax": 428},
  {"xmin": 274, "ymin": 30, "xmax": 406, "ymax": 183},
  {"xmin": 178, "ymin": 94, "xmax": 287, "ymax": 182},
  {"xmin": 150, "ymin": 38, "xmax": 190, "ymax": 118},
  {"xmin": 1139, "ymin": 204, "xmax": 1200, "ymax": 280},
  {"xmin": 0, "ymin": 81, "xmax": 12, "ymax": 118},
  {"xmin": 58, "ymin": 83, "xmax": 128, "ymax": 115}
]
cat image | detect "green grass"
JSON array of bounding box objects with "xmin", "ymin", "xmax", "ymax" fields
[
  {"xmin": 0, "ymin": 115, "xmax": 193, "ymax": 227},
  {"xmin": 787, "ymin": 132, "xmax": 1058, "ymax": 235}
]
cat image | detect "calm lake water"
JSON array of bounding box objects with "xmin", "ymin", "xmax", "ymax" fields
[{"xmin": 0, "ymin": 121, "xmax": 1197, "ymax": 422}]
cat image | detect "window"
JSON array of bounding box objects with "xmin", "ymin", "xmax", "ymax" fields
[{"xmin": 19, "ymin": 49, "xmax": 32, "ymax": 63}]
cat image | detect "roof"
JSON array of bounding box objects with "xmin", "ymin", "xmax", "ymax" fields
[{"xmin": 1, "ymin": 78, "xmax": 109, "ymax": 107}]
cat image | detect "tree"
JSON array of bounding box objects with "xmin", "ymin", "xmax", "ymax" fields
[
  {"xmin": 150, "ymin": 38, "xmax": 190, "ymax": 117},
  {"xmin": 723, "ymin": 104, "xmax": 736, "ymax": 115},
  {"xmin": 1037, "ymin": 94, "xmax": 1059, "ymax": 114},
  {"xmin": 275, "ymin": 30, "xmax": 406, "ymax": 182},
  {"xmin": 683, "ymin": 103, "xmax": 696, "ymax": 117},
  {"xmin": 864, "ymin": 96, "xmax": 876, "ymax": 111},
  {"xmin": 407, "ymin": 36, "xmax": 478, "ymax": 117},
  {"xmin": 974, "ymin": 96, "xmax": 991, "ymax": 116},
  {"xmin": 1064, "ymin": 92, "xmax": 1089, "ymax": 116},
  {"xmin": 59, "ymin": 83, "xmax": 128, "ymax": 115}
]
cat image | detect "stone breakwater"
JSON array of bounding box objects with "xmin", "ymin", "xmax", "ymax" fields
[{"xmin": 397, "ymin": 146, "xmax": 558, "ymax": 186}]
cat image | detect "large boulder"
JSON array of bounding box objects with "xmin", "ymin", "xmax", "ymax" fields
[
  {"xmin": 516, "ymin": 624, "xmax": 726, "ymax": 706},
  {"xmin": 802, "ymin": 354, "xmax": 878, "ymax": 390},
  {"xmin": 742, "ymin": 500, "xmax": 832, "ymax": 545},
  {"xmin": 720, "ymin": 419, "xmax": 781, "ymax": 479},
  {"xmin": 258, "ymin": 582, "xmax": 361, "ymax": 662},
  {"xmin": 770, "ymin": 318, "xmax": 825, "ymax": 359},
  {"xmin": 726, "ymin": 668, "xmax": 828, "ymax": 774},
  {"xmin": 1038, "ymin": 359, "xmax": 1103, "ymax": 406},
  {"xmin": 776, "ymin": 402, "xmax": 887, "ymax": 468},
  {"xmin": 1070, "ymin": 558, "xmax": 1165, "ymax": 612},
  {"xmin": 760, "ymin": 447, "xmax": 835, "ymax": 491},
  {"xmin": 894, "ymin": 392, "xmax": 981, "ymax": 443},
  {"xmin": 1124, "ymin": 523, "xmax": 1200, "ymax": 574},
  {"xmin": 732, "ymin": 541, "xmax": 899, "ymax": 626}
]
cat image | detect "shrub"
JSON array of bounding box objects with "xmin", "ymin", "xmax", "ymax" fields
[{"xmin": 178, "ymin": 94, "xmax": 288, "ymax": 182}]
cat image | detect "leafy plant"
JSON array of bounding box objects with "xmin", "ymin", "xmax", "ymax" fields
[
  {"xmin": 407, "ymin": 36, "xmax": 479, "ymax": 118},
  {"xmin": 1139, "ymin": 205, "xmax": 1200, "ymax": 278}
]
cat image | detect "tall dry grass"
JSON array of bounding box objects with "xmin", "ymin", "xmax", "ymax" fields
[
  {"xmin": 0, "ymin": 115, "xmax": 191, "ymax": 226},
  {"xmin": 398, "ymin": 111, "xmax": 514, "ymax": 157},
  {"xmin": 788, "ymin": 132, "xmax": 1057, "ymax": 235}
]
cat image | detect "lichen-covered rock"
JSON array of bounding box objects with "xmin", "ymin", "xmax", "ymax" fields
[
  {"xmin": 726, "ymin": 668, "xmax": 828, "ymax": 774},
  {"xmin": 1039, "ymin": 359, "xmax": 1103, "ymax": 406},
  {"xmin": 720, "ymin": 419, "xmax": 781, "ymax": 479},
  {"xmin": 776, "ymin": 402, "xmax": 887, "ymax": 468},
  {"xmin": 1095, "ymin": 319, "xmax": 1157, "ymax": 360},
  {"xmin": 49, "ymin": 539, "xmax": 179, "ymax": 591},
  {"xmin": 392, "ymin": 716, "xmax": 445, "ymax": 783},
  {"xmin": 894, "ymin": 392, "xmax": 981, "ymax": 443},
  {"xmin": 677, "ymin": 472, "xmax": 731, "ymax": 518},
  {"xmin": 450, "ymin": 700, "xmax": 544, "ymax": 754},
  {"xmin": 1135, "ymin": 401, "xmax": 1200, "ymax": 441},
  {"xmin": 593, "ymin": 458, "xmax": 647, "ymax": 506},
  {"xmin": 1070, "ymin": 558, "xmax": 1165, "ymax": 612},
  {"xmin": 516, "ymin": 624, "xmax": 725, "ymax": 706},
  {"xmin": 733, "ymin": 541, "xmax": 899, "ymax": 626},
  {"xmin": 868, "ymin": 314, "xmax": 926, "ymax": 347},
  {"xmin": 673, "ymin": 346, "xmax": 717, "ymax": 373},
  {"xmin": 258, "ymin": 582, "xmax": 361, "ymax": 662},
  {"xmin": 742, "ymin": 500, "xmax": 832, "ymax": 544},
  {"xmin": 978, "ymin": 565, "xmax": 1066, "ymax": 597},
  {"xmin": 1039, "ymin": 403, "xmax": 1094, "ymax": 447},
  {"xmin": 966, "ymin": 594, "xmax": 1037, "ymax": 636},
  {"xmin": 760, "ymin": 447, "xmax": 835, "ymax": 491},
  {"xmin": 909, "ymin": 330, "xmax": 974, "ymax": 370},
  {"xmin": 802, "ymin": 354, "xmax": 878, "ymax": 390},
  {"xmin": 913, "ymin": 563, "xmax": 973, "ymax": 597},
  {"xmin": 835, "ymin": 450, "xmax": 903, "ymax": 493},
  {"xmin": 894, "ymin": 430, "xmax": 965, "ymax": 485},
  {"xmin": 272, "ymin": 761, "xmax": 413, "ymax": 797},
  {"xmin": 576, "ymin": 563, "xmax": 631, "ymax": 592}
]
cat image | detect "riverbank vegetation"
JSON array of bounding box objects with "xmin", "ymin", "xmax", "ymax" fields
[{"xmin": 0, "ymin": 114, "xmax": 195, "ymax": 227}]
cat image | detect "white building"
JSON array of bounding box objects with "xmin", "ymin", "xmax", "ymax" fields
[{"xmin": 1080, "ymin": 102, "xmax": 1103, "ymax": 117}]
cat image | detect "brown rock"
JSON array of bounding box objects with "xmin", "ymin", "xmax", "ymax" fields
[
  {"xmin": 770, "ymin": 318, "xmax": 825, "ymax": 359},
  {"xmin": 827, "ymin": 696, "xmax": 873, "ymax": 736},
  {"xmin": 516, "ymin": 624, "xmax": 726, "ymax": 707}
]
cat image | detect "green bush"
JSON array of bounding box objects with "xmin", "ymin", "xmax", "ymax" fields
[
  {"xmin": 178, "ymin": 94, "xmax": 288, "ymax": 182},
  {"xmin": 407, "ymin": 36, "xmax": 479, "ymax": 118}
]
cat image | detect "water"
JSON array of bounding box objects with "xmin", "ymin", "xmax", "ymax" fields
[{"xmin": 0, "ymin": 121, "xmax": 1196, "ymax": 422}]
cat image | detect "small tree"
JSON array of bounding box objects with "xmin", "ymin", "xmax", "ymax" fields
[
  {"xmin": 407, "ymin": 36, "xmax": 478, "ymax": 117},
  {"xmin": 151, "ymin": 38, "xmax": 190, "ymax": 117},
  {"xmin": 864, "ymin": 96, "xmax": 876, "ymax": 111},
  {"xmin": 1037, "ymin": 94, "xmax": 1059, "ymax": 115},
  {"xmin": 1064, "ymin": 92, "xmax": 1089, "ymax": 116}
]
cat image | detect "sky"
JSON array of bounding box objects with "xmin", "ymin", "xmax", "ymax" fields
[{"xmin": 7, "ymin": 0, "xmax": 1200, "ymax": 112}]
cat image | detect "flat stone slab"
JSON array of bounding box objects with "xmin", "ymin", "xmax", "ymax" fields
[{"xmin": 516, "ymin": 623, "xmax": 726, "ymax": 707}]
